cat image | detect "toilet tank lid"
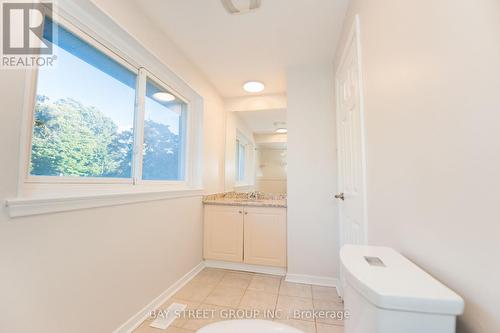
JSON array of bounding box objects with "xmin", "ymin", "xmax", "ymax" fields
[{"xmin": 340, "ymin": 245, "xmax": 464, "ymax": 315}]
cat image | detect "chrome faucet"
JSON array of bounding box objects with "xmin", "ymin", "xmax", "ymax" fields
[{"xmin": 248, "ymin": 191, "xmax": 259, "ymax": 200}]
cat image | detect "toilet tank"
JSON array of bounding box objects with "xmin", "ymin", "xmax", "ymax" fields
[{"xmin": 340, "ymin": 245, "xmax": 464, "ymax": 333}]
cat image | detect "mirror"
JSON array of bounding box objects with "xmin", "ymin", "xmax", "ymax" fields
[{"xmin": 225, "ymin": 109, "xmax": 287, "ymax": 194}]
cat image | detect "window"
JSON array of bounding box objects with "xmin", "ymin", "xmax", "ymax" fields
[
  {"xmin": 235, "ymin": 139, "xmax": 246, "ymax": 182},
  {"xmin": 142, "ymin": 78, "xmax": 187, "ymax": 181},
  {"xmin": 27, "ymin": 17, "xmax": 192, "ymax": 186},
  {"xmin": 32, "ymin": 17, "xmax": 136, "ymax": 179}
]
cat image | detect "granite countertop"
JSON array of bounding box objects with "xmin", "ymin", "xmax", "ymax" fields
[{"xmin": 203, "ymin": 192, "xmax": 287, "ymax": 208}]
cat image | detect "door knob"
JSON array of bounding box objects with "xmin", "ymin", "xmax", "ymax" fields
[{"xmin": 335, "ymin": 193, "xmax": 345, "ymax": 201}]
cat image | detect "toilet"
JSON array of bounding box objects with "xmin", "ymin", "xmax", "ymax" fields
[
  {"xmin": 196, "ymin": 320, "xmax": 304, "ymax": 333},
  {"xmin": 340, "ymin": 245, "xmax": 464, "ymax": 333}
]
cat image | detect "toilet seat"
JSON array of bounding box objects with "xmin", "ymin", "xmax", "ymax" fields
[{"xmin": 196, "ymin": 320, "xmax": 304, "ymax": 333}]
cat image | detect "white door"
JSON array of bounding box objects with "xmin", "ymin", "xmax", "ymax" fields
[
  {"xmin": 203, "ymin": 205, "xmax": 244, "ymax": 262},
  {"xmin": 243, "ymin": 207, "xmax": 287, "ymax": 267},
  {"xmin": 335, "ymin": 15, "xmax": 367, "ymax": 249}
]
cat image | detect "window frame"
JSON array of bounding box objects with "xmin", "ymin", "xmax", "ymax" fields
[
  {"xmin": 235, "ymin": 138, "xmax": 245, "ymax": 183},
  {"xmin": 22, "ymin": 15, "xmax": 139, "ymax": 186},
  {"xmin": 134, "ymin": 69, "xmax": 191, "ymax": 186},
  {"xmin": 17, "ymin": 9, "xmax": 202, "ymax": 198},
  {"xmin": 234, "ymin": 132, "xmax": 253, "ymax": 187}
]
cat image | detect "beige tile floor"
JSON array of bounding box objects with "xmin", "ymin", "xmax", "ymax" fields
[{"xmin": 134, "ymin": 268, "xmax": 345, "ymax": 333}]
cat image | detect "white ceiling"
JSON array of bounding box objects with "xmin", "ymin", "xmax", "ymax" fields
[
  {"xmin": 236, "ymin": 109, "xmax": 286, "ymax": 134},
  {"xmin": 134, "ymin": 0, "xmax": 349, "ymax": 97}
]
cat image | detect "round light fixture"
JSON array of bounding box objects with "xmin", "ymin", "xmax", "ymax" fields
[
  {"xmin": 243, "ymin": 81, "xmax": 265, "ymax": 93},
  {"xmin": 275, "ymin": 128, "xmax": 287, "ymax": 134},
  {"xmin": 152, "ymin": 92, "xmax": 176, "ymax": 102}
]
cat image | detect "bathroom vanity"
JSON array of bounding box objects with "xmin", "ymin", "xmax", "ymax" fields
[{"xmin": 202, "ymin": 193, "xmax": 287, "ymax": 268}]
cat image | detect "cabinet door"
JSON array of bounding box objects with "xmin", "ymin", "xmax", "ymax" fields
[
  {"xmin": 204, "ymin": 205, "xmax": 244, "ymax": 262},
  {"xmin": 244, "ymin": 207, "xmax": 287, "ymax": 267}
]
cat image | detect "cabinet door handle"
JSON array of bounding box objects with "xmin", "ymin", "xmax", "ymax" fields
[
  {"xmin": 244, "ymin": 212, "xmax": 248, "ymax": 215},
  {"xmin": 238, "ymin": 210, "xmax": 243, "ymax": 214}
]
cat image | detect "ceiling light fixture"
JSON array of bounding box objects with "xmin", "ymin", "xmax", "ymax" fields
[
  {"xmin": 275, "ymin": 128, "xmax": 287, "ymax": 134},
  {"xmin": 243, "ymin": 81, "xmax": 265, "ymax": 93},
  {"xmin": 221, "ymin": 0, "xmax": 261, "ymax": 14},
  {"xmin": 152, "ymin": 92, "xmax": 176, "ymax": 102}
]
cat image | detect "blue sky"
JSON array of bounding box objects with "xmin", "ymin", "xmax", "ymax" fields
[{"xmin": 37, "ymin": 44, "xmax": 182, "ymax": 134}]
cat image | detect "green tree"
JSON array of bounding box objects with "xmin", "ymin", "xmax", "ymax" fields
[
  {"xmin": 30, "ymin": 96, "xmax": 181, "ymax": 180},
  {"xmin": 105, "ymin": 129, "xmax": 133, "ymax": 178},
  {"xmin": 31, "ymin": 96, "xmax": 130, "ymax": 177},
  {"xmin": 142, "ymin": 120, "xmax": 181, "ymax": 180}
]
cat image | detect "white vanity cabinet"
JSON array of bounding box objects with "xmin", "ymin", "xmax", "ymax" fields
[{"xmin": 203, "ymin": 205, "xmax": 287, "ymax": 267}]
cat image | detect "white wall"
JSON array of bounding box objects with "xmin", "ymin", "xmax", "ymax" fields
[
  {"xmin": 225, "ymin": 93, "xmax": 287, "ymax": 112},
  {"xmin": 0, "ymin": 1, "xmax": 226, "ymax": 332},
  {"xmin": 286, "ymin": 64, "xmax": 339, "ymax": 281},
  {"xmin": 254, "ymin": 133, "xmax": 288, "ymax": 146},
  {"xmin": 335, "ymin": 1, "xmax": 500, "ymax": 332},
  {"xmin": 255, "ymin": 148, "xmax": 287, "ymax": 194}
]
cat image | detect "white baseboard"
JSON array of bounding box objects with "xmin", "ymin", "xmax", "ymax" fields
[
  {"xmin": 113, "ymin": 262, "xmax": 205, "ymax": 333},
  {"xmin": 285, "ymin": 273, "xmax": 339, "ymax": 288},
  {"xmin": 204, "ymin": 260, "xmax": 286, "ymax": 276}
]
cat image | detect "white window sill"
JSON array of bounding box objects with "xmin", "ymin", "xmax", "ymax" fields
[{"xmin": 5, "ymin": 187, "xmax": 204, "ymax": 218}]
